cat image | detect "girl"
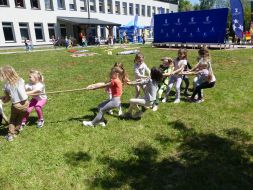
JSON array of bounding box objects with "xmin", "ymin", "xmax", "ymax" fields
[
  {"xmin": 125, "ymin": 67, "xmax": 163, "ymax": 118},
  {"xmin": 0, "ymin": 66, "xmax": 29, "ymax": 141},
  {"xmin": 162, "ymin": 48, "xmax": 188, "ymax": 104},
  {"xmin": 153, "ymin": 57, "xmax": 174, "ymax": 111},
  {"xmin": 21, "ymin": 70, "xmax": 47, "ymax": 128},
  {"xmin": 134, "ymin": 53, "xmax": 151, "ymax": 98},
  {"xmin": 83, "ymin": 66, "xmax": 128, "ymax": 127}
]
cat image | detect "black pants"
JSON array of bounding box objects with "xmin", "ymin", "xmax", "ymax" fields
[
  {"xmin": 182, "ymin": 75, "xmax": 189, "ymax": 93},
  {"xmin": 191, "ymin": 81, "xmax": 216, "ymax": 100}
]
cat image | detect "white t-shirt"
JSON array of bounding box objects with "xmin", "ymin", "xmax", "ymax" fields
[
  {"xmin": 26, "ymin": 82, "xmax": 47, "ymax": 100},
  {"xmin": 173, "ymin": 59, "xmax": 187, "ymax": 72},
  {"xmin": 4, "ymin": 78, "xmax": 28, "ymax": 104},
  {"xmin": 134, "ymin": 62, "xmax": 151, "ymax": 79}
]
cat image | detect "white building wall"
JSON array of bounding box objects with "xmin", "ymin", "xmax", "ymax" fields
[{"xmin": 0, "ymin": 0, "xmax": 178, "ymax": 47}]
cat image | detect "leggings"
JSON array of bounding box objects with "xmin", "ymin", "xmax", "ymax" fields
[
  {"xmin": 165, "ymin": 75, "xmax": 183, "ymax": 100},
  {"xmin": 22, "ymin": 98, "xmax": 47, "ymax": 123},
  {"xmin": 92, "ymin": 97, "xmax": 121, "ymax": 124},
  {"xmin": 182, "ymin": 75, "xmax": 190, "ymax": 92},
  {"xmin": 191, "ymin": 81, "xmax": 215, "ymax": 100}
]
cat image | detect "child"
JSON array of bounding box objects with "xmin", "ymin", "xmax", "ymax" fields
[
  {"xmin": 21, "ymin": 70, "xmax": 47, "ymax": 128},
  {"xmin": 82, "ymin": 36, "xmax": 87, "ymax": 47},
  {"xmin": 182, "ymin": 61, "xmax": 192, "ymax": 96},
  {"xmin": 0, "ymin": 66, "xmax": 29, "ymax": 141},
  {"xmin": 162, "ymin": 48, "xmax": 188, "ymax": 104},
  {"xmin": 83, "ymin": 66, "xmax": 128, "ymax": 127},
  {"xmin": 134, "ymin": 53, "xmax": 151, "ymax": 98},
  {"xmin": 125, "ymin": 67, "xmax": 163, "ymax": 118},
  {"xmin": 24, "ymin": 39, "xmax": 29, "ymax": 52},
  {"xmin": 153, "ymin": 57, "xmax": 174, "ymax": 111},
  {"xmin": 107, "ymin": 63, "xmax": 129, "ymax": 116}
]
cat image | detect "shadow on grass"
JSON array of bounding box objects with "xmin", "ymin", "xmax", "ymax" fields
[
  {"xmin": 65, "ymin": 151, "xmax": 92, "ymax": 166},
  {"xmin": 88, "ymin": 120, "xmax": 253, "ymax": 190}
]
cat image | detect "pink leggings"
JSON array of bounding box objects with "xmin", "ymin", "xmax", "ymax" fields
[{"xmin": 22, "ymin": 98, "xmax": 47, "ymax": 123}]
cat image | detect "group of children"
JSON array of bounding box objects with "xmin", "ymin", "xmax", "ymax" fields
[{"xmin": 0, "ymin": 47, "xmax": 215, "ymax": 141}]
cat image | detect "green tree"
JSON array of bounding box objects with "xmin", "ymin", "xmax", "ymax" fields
[
  {"xmin": 179, "ymin": 0, "xmax": 193, "ymax": 12},
  {"xmin": 199, "ymin": 0, "xmax": 215, "ymax": 10}
]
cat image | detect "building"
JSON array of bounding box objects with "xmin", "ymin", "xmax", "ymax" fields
[{"xmin": 0, "ymin": 0, "xmax": 178, "ymax": 47}]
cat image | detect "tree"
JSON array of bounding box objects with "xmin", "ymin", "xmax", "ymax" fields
[
  {"xmin": 199, "ymin": 0, "xmax": 215, "ymax": 10},
  {"xmin": 179, "ymin": 0, "xmax": 193, "ymax": 12}
]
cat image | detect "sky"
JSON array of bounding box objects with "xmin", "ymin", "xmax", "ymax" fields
[{"xmin": 189, "ymin": 0, "xmax": 199, "ymax": 4}]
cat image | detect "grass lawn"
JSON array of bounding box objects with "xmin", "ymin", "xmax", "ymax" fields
[{"xmin": 0, "ymin": 45, "xmax": 252, "ymax": 190}]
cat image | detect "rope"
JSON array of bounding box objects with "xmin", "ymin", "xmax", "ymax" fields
[{"xmin": 30, "ymin": 87, "xmax": 89, "ymax": 96}]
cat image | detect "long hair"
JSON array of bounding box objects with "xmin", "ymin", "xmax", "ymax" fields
[
  {"xmin": 110, "ymin": 65, "xmax": 129, "ymax": 84},
  {"xmin": 113, "ymin": 62, "xmax": 129, "ymax": 83},
  {"xmin": 177, "ymin": 48, "xmax": 188, "ymax": 60},
  {"xmin": 151, "ymin": 67, "xmax": 163, "ymax": 83},
  {"xmin": 198, "ymin": 47, "xmax": 210, "ymax": 61},
  {"xmin": 30, "ymin": 69, "xmax": 44, "ymax": 83},
  {"xmin": 0, "ymin": 66, "xmax": 20, "ymax": 86}
]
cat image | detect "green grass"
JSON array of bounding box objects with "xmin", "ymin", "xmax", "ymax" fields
[{"xmin": 0, "ymin": 45, "xmax": 252, "ymax": 190}]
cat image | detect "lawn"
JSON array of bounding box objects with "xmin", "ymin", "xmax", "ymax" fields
[{"xmin": 0, "ymin": 45, "xmax": 252, "ymax": 190}]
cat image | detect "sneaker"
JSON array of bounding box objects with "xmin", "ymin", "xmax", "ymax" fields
[
  {"xmin": 195, "ymin": 99, "xmax": 204, "ymax": 103},
  {"xmin": 118, "ymin": 109, "xmax": 123, "ymax": 116},
  {"xmin": 37, "ymin": 120, "xmax": 44, "ymax": 128},
  {"xmin": 18, "ymin": 125, "xmax": 24, "ymax": 132},
  {"xmin": 83, "ymin": 121, "xmax": 94, "ymax": 127},
  {"xmin": 5, "ymin": 135, "xmax": 13, "ymax": 142},
  {"xmin": 152, "ymin": 105, "xmax": 158, "ymax": 112},
  {"xmin": 98, "ymin": 122, "xmax": 106, "ymax": 127},
  {"xmin": 107, "ymin": 110, "xmax": 113, "ymax": 115},
  {"xmin": 162, "ymin": 98, "xmax": 167, "ymax": 103},
  {"xmin": 174, "ymin": 99, "xmax": 180, "ymax": 104},
  {"xmin": 132, "ymin": 111, "xmax": 143, "ymax": 119}
]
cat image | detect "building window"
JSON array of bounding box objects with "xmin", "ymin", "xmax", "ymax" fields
[
  {"xmin": 0, "ymin": 0, "xmax": 8, "ymax": 6},
  {"xmin": 166, "ymin": 8, "xmax": 169, "ymax": 13},
  {"xmin": 60, "ymin": 24, "xmax": 66, "ymax": 37},
  {"xmin": 135, "ymin": 4, "xmax": 140, "ymax": 16},
  {"xmin": 115, "ymin": 1, "xmax": 120, "ymax": 14},
  {"xmin": 34, "ymin": 23, "xmax": 44, "ymax": 41},
  {"xmin": 107, "ymin": 0, "xmax": 112, "ymax": 14},
  {"xmin": 57, "ymin": 0, "xmax": 65, "ymax": 9},
  {"xmin": 30, "ymin": 0, "xmax": 40, "ymax": 9},
  {"xmin": 89, "ymin": 0, "xmax": 96, "ymax": 12},
  {"xmin": 147, "ymin": 6, "xmax": 151, "ymax": 17},
  {"xmin": 19, "ymin": 23, "xmax": 30, "ymax": 40},
  {"xmin": 141, "ymin": 5, "xmax": 145, "ymax": 16},
  {"xmin": 15, "ymin": 0, "xmax": 25, "ymax": 8},
  {"xmin": 48, "ymin": 24, "xmax": 55, "ymax": 39},
  {"xmin": 100, "ymin": 26, "xmax": 105, "ymax": 39},
  {"xmin": 2, "ymin": 22, "xmax": 15, "ymax": 42},
  {"xmin": 80, "ymin": 0, "xmax": 87, "ymax": 11},
  {"xmin": 98, "ymin": 0, "xmax": 104, "ymax": 13},
  {"xmin": 122, "ymin": 2, "xmax": 127, "ymax": 15},
  {"xmin": 129, "ymin": 3, "xmax": 133, "ymax": 15},
  {"xmin": 152, "ymin": 6, "xmax": 156, "ymax": 16},
  {"xmin": 45, "ymin": 0, "xmax": 53, "ymax": 10},
  {"xmin": 69, "ymin": 0, "xmax": 76, "ymax": 10}
]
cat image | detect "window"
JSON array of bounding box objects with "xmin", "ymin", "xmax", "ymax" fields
[
  {"xmin": 19, "ymin": 23, "xmax": 30, "ymax": 40},
  {"xmin": 115, "ymin": 1, "xmax": 120, "ymax": 14},
  {"xmin": 152, "ymin": 6, "xmax": 156, "ymax": 16},
  {"xmin": 3, "ymin": 22, "xmax": 15, "ymax": 42},
  {"xmin": 147, "ymin": 6, "xmax": 151, "ymax": 17},
  {"xmin": 45, "ymin": 0, "xmax": 53, "ymax": 10},
  {"xmin": 135, "ymin": 4, "xmax": 140, "ymax": 16},
  {"xmin": 15, "ymin": 0, "xmax": 25, "ymax": 8},
  {"xmin": 69, "ymin": 0, "xmax": 76, "ymax": 10},
  {"xmin": 107, "ymin": 0, "xmax": 112, "ymax": 13},
  {"xmin": 30, "ymin": 0, "xmax": 40, "ymax": 9},
  {"xmin": 60, "ymin": 24, "xmax": 66, "ymax": 37},
  {"xmin": 141, "ymin": 5, "xmax": 145, "ymax": 16},
  {"xmin": 166, "ymin": 8, "xmax": 169, "ymax": 13},
  {"xmin": 100, "ymin": 26, "xmax": 105, "ymax": 39},
  {"xmin": 57, "ymin": 0, "xmax": 65, "ymax": 9},
  {"xmin": 122, "ymin": 2, "xmax": 127, "ymax": 15},
  {"xmin": 129, "ymin": 3, "xmax": 133, "ymax": 15},
  {"xmin": 0, "ymin": 0, "xmax": 8, "ymax": 6},
  {"xmin": 99, "ymin": 0, "xmax": 104, "ymax": 13},
  {"xmin": 80, "ymin": 0, "xmax": 87, "ymax": 11},
  {"xmin": 89, "ymin": 0, "xmax": 96, "ymax": 12},
  {"xmin": 48, "ymin": 24, "xmax": 55, "ymax": 39},
  {"xmin": 34, "ymin": 23, "xmax": 44, "ymax": 41}
]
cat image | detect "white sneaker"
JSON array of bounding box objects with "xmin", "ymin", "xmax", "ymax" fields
[
  {"xmin": 5, "ymin": 135, "xmax": 14, "ymax": 142},
  {"xmin": 83, "ymin": 121, "xmax": 94, "ymax": 127},
  {"xmin": 174, "ymin": 99, "xmax": 180, "ymax": 104},
  {"xmin": 107, "ymin": 110, "xmax": 113, "ymax": 115},
  {"xmin": 162, "ymin": 98, "xmax": 167, "ymax": 103},
  {"xmin": 98, "ymin": 122, "xmax": 106, "ymax": 127},
  {"xmin": 37, "ymin": 120, "xmax": 44, "ymax": 128},
  {"xmin": 152, "ymin": 105, "xmax": 158, "ymax": 112},
  {"xmin": 118, "ymin": 109, "xmax": 123, "ymax": 116}
]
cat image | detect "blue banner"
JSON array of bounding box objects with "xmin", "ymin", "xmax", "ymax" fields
[
  {"xmin": 230, "ymin": 0, "xmax": 244, "ymax": 38},
  {"xmin": 154, "ymin": 8, "xmax": 228, "ymax": 44}
]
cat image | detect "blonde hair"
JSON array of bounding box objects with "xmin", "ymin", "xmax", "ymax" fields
[
  {"xmin": 198, "ymin": 47, "xmax": 210, "ymax": 61},
  {"xmin": 134, "ymin": 53, "xmax": 144, "ymax": 63},
  {"xmin": 29, "ymin": 69, "xmax": 44, "ymax": 83},
  {"xmin": 110, "ymin": 65, "xmax": 129, "ymax": 84},
  {"xmin": 0, "ymin": 66, "xmax": 20, "ymax": 85}
]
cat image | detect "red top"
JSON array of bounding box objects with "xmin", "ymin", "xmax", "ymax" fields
[{"xmin": 110, "ymin": 78, "xmax": 122, "ymax": 97}]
